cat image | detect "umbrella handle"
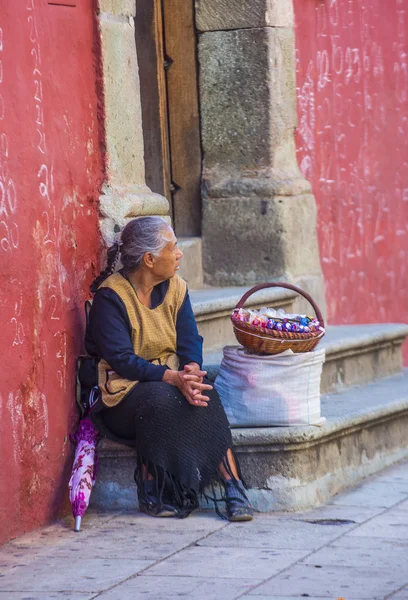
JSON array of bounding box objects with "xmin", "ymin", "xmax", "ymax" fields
[{"xmin": 74, "ymin": 516, "xmax": 82, "ymax": 532}]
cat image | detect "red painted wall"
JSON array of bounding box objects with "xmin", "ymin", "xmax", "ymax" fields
[
  {"xmin": 294, "ymin": 0, "xmax": 408, "ymax": 362},
  {"xmin": 0, "ymin": 0, "xmax": 103, "ymax": 544}
]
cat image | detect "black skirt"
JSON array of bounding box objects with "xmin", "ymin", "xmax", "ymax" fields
[{"xmin": 90, "ymin": 379, "xmax": 235, "ymax": 516}]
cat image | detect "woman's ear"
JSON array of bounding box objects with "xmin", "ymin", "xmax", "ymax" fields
[{"xmin": 143, "ymin": 252, "xmax": 155, "ymax": 269}]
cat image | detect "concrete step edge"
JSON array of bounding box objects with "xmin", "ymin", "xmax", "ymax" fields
[
  {"xmin": 231, "ymin": 370, "xmax": 408, "ymax": 446},
  {"xmin": 319, "ymin": 323, "xmax": 408, "ymax": 359},
  {"xmin": 97, "ymin": 370, "xmax": 408, "ymax": 457},
  {"xmin": 232, "ymin": 397, "xmax": 408, "ymax": 448},
  {"xmin": 97, "ymin": 398, "xmax": 408, "ymax": 458}
]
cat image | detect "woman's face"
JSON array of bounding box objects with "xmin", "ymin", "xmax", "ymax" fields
[{"xmin": 150, "ymin": 228, "xmax": 183, "ymax": 280}]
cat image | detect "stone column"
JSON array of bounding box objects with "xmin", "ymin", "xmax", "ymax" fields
[
  {"xmin": 196, "ymin": 0, "xmax": 326, "ymax": 313},
  {"xmin": 97, "ymin": 0, "xmax": 169, "ymax": 246}
]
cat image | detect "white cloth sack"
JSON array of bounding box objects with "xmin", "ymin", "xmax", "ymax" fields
[{"xmin": 215, "ymin": 346, "xmax": 326, "ymax": 427}]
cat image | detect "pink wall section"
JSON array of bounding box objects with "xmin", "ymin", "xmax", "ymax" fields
[
  {"xmin": 0, "ymin": 1, "xmax": 102, "ymax": 544},
  {"xmin": 294, "ymin": 0, "xmax": 408, "ymax": 362}
]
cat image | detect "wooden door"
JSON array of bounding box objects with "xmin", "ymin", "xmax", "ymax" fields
[{"xmin": 135, "ymin": 0, "xmax": 202, "ymax": 236}]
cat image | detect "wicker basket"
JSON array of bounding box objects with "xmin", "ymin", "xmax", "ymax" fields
[{"xmin": 231, "ymin": 282, "xmax": 325, "ymax": 355}]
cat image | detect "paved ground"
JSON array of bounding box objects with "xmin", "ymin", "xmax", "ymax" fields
[{"xmin": 1, "ymin": 460, "xmax": 408, "ymax": 600}]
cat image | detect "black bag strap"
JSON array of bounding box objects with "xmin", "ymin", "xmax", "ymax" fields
[
  {"xmin": 75, "ymin": 300, "xmax": 94, "ymax": 417},
  {"xmin": 75, "ymin": 356, "xmax": 86, "ymax": 418},
  {"xmin": 84, "ymin": 300, "xmax": 92, "ymax": 327}
]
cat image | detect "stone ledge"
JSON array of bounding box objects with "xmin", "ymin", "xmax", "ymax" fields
[
  {"xmin": 97, "ymin": 394, "xmax": 408, "ymax": 458},
  {"xmin": 190, "ymin": 285, "xmax": 297, "ymax": 320},
  {"xmin": 98, "ymin": 371, "xmax": 408, "ymax": 457},
  {"xmin": 232, "ymin": 371, "xmax": 408, "ymax": 447},
  {"xmin": 98, "ymin": 185, "xmax": 169, "ymax": 247},
  {"xmin": 319, "ymin": 323, "xmax": 408, "ymax": 360},
  {"xmin": 99, "ymin": 185, "xmax": 169, "ymax": 220},
  {"xmin": 98, "ymin": 440, "xmax": 135, "ymax": 458},
  {"xmin": 202, "ymin": 175, "xmax": 311, "ymax": 198}
]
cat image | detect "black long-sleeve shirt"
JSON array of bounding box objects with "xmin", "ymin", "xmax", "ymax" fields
[{"xmin": 85, "ymin": 279, "xmax": 203, "ymax": 382}]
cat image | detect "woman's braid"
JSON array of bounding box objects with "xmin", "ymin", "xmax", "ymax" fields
[{"xmin": 90, "ymin": 243, "xmax": 121, "ymax": 293}]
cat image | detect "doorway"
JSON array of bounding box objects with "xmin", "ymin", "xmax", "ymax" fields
[{"xmin": 135, "ymin": 0, "xmax": 202, "ymax": 236}]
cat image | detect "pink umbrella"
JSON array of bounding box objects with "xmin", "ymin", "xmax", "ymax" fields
[{"xmin": 69, "ymin": 417, "xmax": 100, "ymax": 532}]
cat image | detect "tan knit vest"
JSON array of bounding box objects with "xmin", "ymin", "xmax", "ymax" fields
[{"xmin": 97, "ymin": 273, "xmax": 187, "ymax": 407}]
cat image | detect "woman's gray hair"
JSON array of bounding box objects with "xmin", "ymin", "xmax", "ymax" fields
[
  {"xmin": 120, "ymin": 216, "xmax": 172, "ymax": 274},
  {"xmin": 90, "ymin": 216, "xmax": 171, "ymax": 292}
]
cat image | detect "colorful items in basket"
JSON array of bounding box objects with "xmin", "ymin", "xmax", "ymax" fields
[{"xmin": 231, "ymin": 307, "xmax": 323, "ymax": 334}]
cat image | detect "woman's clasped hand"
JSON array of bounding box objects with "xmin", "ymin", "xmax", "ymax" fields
[{"xmin": 163, "ymin": 364, "xmax": 212, "ymax": 407}]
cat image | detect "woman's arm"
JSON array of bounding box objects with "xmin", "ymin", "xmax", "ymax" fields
[
  {"xmin": 85, "ymin": 288, "xmax": 167, "ymax": 382},
  {"xmin": 176, "ymin": 291, "xmax": 203, "ymax": 370}
]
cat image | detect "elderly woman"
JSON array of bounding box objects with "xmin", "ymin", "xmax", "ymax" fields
[{"xmin": 85, "ymin": 216, "xmax": 253, "ymax": 521}]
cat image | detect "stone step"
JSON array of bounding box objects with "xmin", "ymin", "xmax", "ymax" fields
[
  {"xmin": 190, "ymin": 284, "xmax": 297, "ymax": 353},
  {"xmin": 203, "ymin": 323, "xmax": 408, "ymax": 394},
  {"xmin": 234, "ymin": 369, "xmax": 408, "ymax": 512},
  {"xmin": 90, "ymin": 370, "xmax": 408, "ymax": 513},
  {"xmin": 177, "ymin": 237, "xmax": 204, "ymax": 289}
]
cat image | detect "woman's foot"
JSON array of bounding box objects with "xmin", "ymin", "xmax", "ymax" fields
[
  {"xmin": 138, "ymin": 480, "xmax": 179, "ymax": 518},
  {"xmin": 225, "ymin": 480, "xmax": 254, "ymax": 522}
]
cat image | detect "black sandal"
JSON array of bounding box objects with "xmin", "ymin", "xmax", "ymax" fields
[{"xmin": 138, "ymin": 480, "xmax": 179, "ymax": 518}]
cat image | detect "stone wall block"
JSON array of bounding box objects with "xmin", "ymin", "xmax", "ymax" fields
[
  {"xmin": 195, "ymin": 0, "xmax": 294, "ymax": 31},
  {"xmin": 202, "ymin": 196, "xmax": 285, "ymax": 286},
  {"xmin": 97, "ymin": 6, "xmax": 170, "ymax": 246},
  {"xmin": 99, "ymin": 185, "xmax": 169, "ymax": 246},
  {"xmin": 278, "ymin": 194, "xmax": 322, "ymax": 278},
  {"xmin": 197, "ymin": 4, "xmax": 326, "ymax": 315},
  {"xmin": 99, "ymin": 0, "xmax": 135, "ymax": 17},
  {"xmin": 199, "ymin": 28, "xmax": 272, "ymax": 173},
  {"xmin": 99, "ymin": 17, "xmax": 145, "ymax": 187},
  {"xmin": 199, "ymin": 27, "xmax": 303, "ymax": 196},
  {"xmin": 202, "ymin": 195, "xmax": 326, "ymax": 314},
  {"xmin": 291, "ymin": 274, "xmax": 327, "ymax": 318}
]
